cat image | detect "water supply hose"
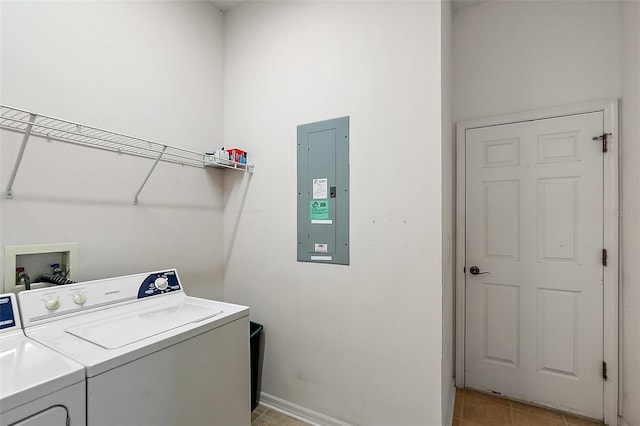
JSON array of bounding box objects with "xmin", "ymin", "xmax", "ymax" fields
[
  {"xmin": 18, "ymin": 272, "xmax": 31, "ymax": 291},
  {"xmin": 33, "ymin": 273, "xmax": 76, "ymax": 286}
]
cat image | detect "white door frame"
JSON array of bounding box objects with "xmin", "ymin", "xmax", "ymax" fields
[{"xmin": 455, "ymin": 99, "xmax": 619, "ymax": 425}]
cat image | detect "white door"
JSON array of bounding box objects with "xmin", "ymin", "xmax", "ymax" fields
[{"xmin": 464, "ymin": 112, "xmax": 605, "ymax": 419}]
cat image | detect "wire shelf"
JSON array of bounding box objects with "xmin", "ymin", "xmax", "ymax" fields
[
  {"xmin": 0, "ymin": 105, "xmax": 208, "ymax": 167},
  {"xmin": 1, "ymin": 104, "xmax": 253, "ymax": 202}
]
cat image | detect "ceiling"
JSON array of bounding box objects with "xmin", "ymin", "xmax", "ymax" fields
[
  {"xmin": 452, "ymin": 0, "xmax": 487, "ymax": 12},
  {"xmin": 210, "ymin": 0, "xmax": 488, "ymax": 13},
  {"xmin": 209, "ymin": 0, "xmax": 243, "ymax": 12}
]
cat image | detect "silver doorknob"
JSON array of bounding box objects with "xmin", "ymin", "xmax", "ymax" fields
[{"xmin": 469, "ymin": 266, "xmax": 491, "ymax": 275}]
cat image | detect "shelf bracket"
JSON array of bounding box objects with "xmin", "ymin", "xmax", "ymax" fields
[
  {"xmin": 134, "ymin": 145, "xmax": 167, "ymax": 205},
  {"xmin": 5, "ymin": 113, "xmax": 37, "ymax": 199}
]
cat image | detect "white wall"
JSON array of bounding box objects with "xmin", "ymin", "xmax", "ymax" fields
[
  {"xmin": 441, "ymin": 0, "xmax": 456, "ymax": 424},
  {"xmin": 454, "ymin": 1, "xmax": 620, "ymax": 119},
  {"xmin": 620, "ymin": 2, "xmax": 640, "ymax": 425},
  {"xmin": 223, "ymin": 2, "xmax": 444, "ymax": 424},
  {"xmin": 454, "ymin": 2, "xmax": 640, "ymax": 425},
  {"xmin": 0, "ymin": 1, "xmax": 226, "ymax": 299}
]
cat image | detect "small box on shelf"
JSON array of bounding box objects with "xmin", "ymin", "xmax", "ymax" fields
[
  {"xmin": 227, "ymin": 148, "xmax": 247, "ymax": 164},
  {"xmin": 204, "ymin": 148, "xmax": 252, "ymax": 172}
]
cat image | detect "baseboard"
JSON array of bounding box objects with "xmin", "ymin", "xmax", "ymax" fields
[
  {"xmin": 443, "ymin": 385, "xmax": 456, "ymax": 426},
  {"xmin": 259, "ymin": 392, "xmax": 353, "ymax": 426}
]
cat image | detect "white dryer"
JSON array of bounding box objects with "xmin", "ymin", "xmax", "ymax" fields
[
  {"xmin": 0, "ymin": 293, "xmax": 85, "ymax": 426},
  {"xmin": 18, "ymin": 269, "xmax": 250, "ymax": 426}
]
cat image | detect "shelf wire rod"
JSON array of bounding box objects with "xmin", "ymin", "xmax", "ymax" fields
[
  {"xmin": 3, "ymin": 109, "xmax": 23, "ymax": 119},
  {"xmin": 1, "ymin": 119, "xmax": 164, "ymax": 157},
  {"xmin": 4, "ymin": 110, "xmax": 23, "ymax": 121},
  {"xmin": 1, "ymin": 105, "xmax": 220, "ymax": 169},
  {"xmin": 5, "ymin": 113, "xmax": 37, "ymax": 198},
  {"xmin": 38, "ymin": 117, "xmax": 55, "ymax": 125},
  {"xmin": 134, "ymin": 145, "xmax": 168, "ymax": 205},
  {"xmin": 2, "ymin": 112, "xmax": 189, "ymax": 154},
  {"xmin": 1, "ymin": 123, "xmax": 138, "ymax": 159},
  {"xmin": 1, "ymin": 106, "xmax": 181, "ymax": 152},
  {"xmin": 5, "ymin": 127, "xmax": 196, "ymax": 167},
  {"xmin": 162, "ymin": 150, "xmax": 202, "ymax": 164},
  {"xmin": 0, "ymin": 116, "xmax": 28, "ymax": 128},
  {"xmin": 105, "ymin": 133, "xmax": 137, "ymax": 144},
  {"xmin": 83, "ymin": 128, "xmax": 123, "ymax": 143},
  {"xmin": 1, "ymin": 121, "xmax": 202, "ymax": 167}
]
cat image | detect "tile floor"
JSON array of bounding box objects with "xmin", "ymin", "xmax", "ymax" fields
[
  {"xmin": 251, "ymin": 404, "xmax": 310, "ymax": 426},
  {"xmin": 251, "ymin": 389, "xmax": 605, "ymax": 426},
  {"xmin": 454, "ymin": 388, "xmax": 605, "ymax": 426}
]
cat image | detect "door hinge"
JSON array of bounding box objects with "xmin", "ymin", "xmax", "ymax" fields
[
  {"xmin": 603, "ymin": 361, "xmax": 608, "ymax": 380},
  {"xmin": 593, "ymin": 133, "xmax": 612, "ymax": 153},
  {"xmin": 602, "ymin": 249, "xmax": 608, "ymax": 267}
]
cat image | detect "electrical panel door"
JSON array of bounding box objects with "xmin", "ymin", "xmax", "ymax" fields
[{"xmin": 297, "ymin": 117, "xmax": 349, "ymax": 265}]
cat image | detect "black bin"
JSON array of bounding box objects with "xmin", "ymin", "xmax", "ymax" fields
[{"xmin": 250, "ymin": 321, "xmax": 264, "ymax": 411}]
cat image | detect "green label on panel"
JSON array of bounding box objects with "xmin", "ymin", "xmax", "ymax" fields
[{"xmin": 309, "ymin": 199, "xmax": 329, "ymax": 220}]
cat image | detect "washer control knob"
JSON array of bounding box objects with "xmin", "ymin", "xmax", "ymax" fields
[
  {"xmin": 154, "ymin": 277, "xmax": 169, "ymax": 291},
  {"xmin": 45, "ymin": 297, "xmax": 60, "ymax": 311},
  {"xmin": 73, "ymin": 293, "xmax": 87, "ymax": 305}
]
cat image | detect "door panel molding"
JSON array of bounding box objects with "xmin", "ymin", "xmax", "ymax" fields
[{"xmin": 455, "ymin": 99, "xmax": 619, "ymax": 425}]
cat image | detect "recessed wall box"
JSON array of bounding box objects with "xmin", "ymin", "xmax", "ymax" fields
[{"xmin": 4, "ymin": 243, "xmax": 78, "ymax": 293}]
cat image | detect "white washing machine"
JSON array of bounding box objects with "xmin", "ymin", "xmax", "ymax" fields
[
  {"xmin": 18, "ymin": 269, "xmax": 250, "ymax": 426},
  {"xmin": 0, "ymin": 293, "xmax": 86, "ymax": 426}
]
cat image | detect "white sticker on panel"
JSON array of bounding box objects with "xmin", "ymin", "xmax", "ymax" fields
[
  {"xmin": 314, "ymin": 243, "xmax": 328, "ymax": 253},
  {"xmin": 312, "ymin": 178, "xmax": 328, "ymax": 199}
]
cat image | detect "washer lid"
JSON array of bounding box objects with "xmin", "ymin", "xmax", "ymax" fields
[
  {"xmin": 65, "ymin": 302, "xmax": 222, "ymax": 349},
  {"xmin": 0, "ymin": 333, "xmax": 85, "ymax": 413}
]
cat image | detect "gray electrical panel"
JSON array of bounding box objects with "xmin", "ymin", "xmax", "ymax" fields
[{"xmin": 297, "ymin": 116, "xmax": 349, "ymax": 265}]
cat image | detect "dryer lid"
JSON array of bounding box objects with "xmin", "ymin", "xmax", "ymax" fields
[{"xmin": 65, "ymin": 302, "xmax": 222, "ymax": 349}]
